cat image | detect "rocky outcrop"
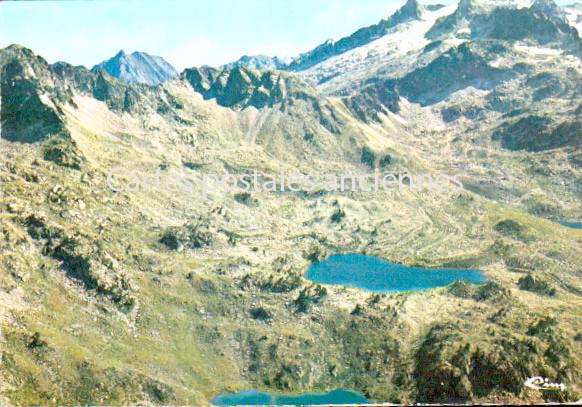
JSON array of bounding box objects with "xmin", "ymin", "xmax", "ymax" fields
[
  {"xmin": 182, "ymin": 65, "xmax": 343, "ymax": 132},
  {"xmin": 344, "ymin": 42, "xmax": 512, "ymax": 116},
  {"xmin": 518, "ymin": 274, "xmax": 557, "ymax": 296},
  {"xmin": 492, "ymin": 114, "xmax": 582, "ymax": 151},
  {"xmin": 183, "ymin": 65, "xmax": 308, "ymax": 109},
  {"xmin": 412, "ymin": 320, "xmax": 576, "ymax": 402},
  {"xmin": 0, "ymin": 45, "xmax": 70, "ymax": 143},
  {"xmin": 343, "ymin": 79, "xmax": 400, "ymax": 122},
  {"xmin": 398, "ymin": 43, "xmax": 510, "ymax": 105},
  {"xmin": 160, "ymin": 218, "xmax": 215, "ymax": 251},
  {"xmin": 43, "ymin": 134, "xmax": 84, "ymax": 170},
  {"xmin": 22, "ymin": 213, "xmax": 137, "ymax": 309}
]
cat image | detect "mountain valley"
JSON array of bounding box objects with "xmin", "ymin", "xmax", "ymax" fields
[{"xmin": 0, "ymin": 1, "xmax": 581, "ymax": 405}]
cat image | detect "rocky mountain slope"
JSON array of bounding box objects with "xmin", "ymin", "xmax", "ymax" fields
[
  {"xmin": 93, "ymin": 50, "xmax": 178, "ymax": 85},
  {"xmin": 292, "ymin": 0, "xmax": 580, "ymax": 94},
  {"xmin": 287, "ymin": 0, "xmax": 429, "ymax": 72},
  {"xmin": 1, "ymin": 0, "xmax": 581, "ymax": 405},
  {"xmin": 291, "ymin": 0, "xmax": 582, "ymax": 155}
]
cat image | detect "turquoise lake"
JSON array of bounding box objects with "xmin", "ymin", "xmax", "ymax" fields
[
  {"xmin": 560, "ymin": 221, "xmax": 582, "ymax": 229},
  {"xmin": 212, "ymin": 388, "xmax": 369, "ymax": 406},
  {"xmin": 305, "ymin": 253, "xmax": 486, "ymax": 292}
]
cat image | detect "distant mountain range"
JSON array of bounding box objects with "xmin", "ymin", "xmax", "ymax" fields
[
  {"xmin": 228, "ymin": 0, "xmax": 581, "ymax": 80},
  {"xmin": 288, "ymin": 0, "xmax": 581, "ymax": 95},
  {"xmin": 222, "ymin": 55, "xmax": 289, "ymax": 70},
  {"xmin": 92, "ymin": 49, "xmax": 178, "ymax": 85},
  {"xmin": 92, "ymin": 0, "xmax": 581, "ymax": 89},
  {"xmin": 13, "ymin": 0, "xmax": 581, "ymax": 153}
]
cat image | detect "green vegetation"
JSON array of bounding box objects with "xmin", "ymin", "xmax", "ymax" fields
[
  {"xmin": 1, "ymin": 29, "xmax": 581, "ymax": 405},
  {"xmin": 518, "ymin": 274, "xmax": 557, "ymax": 297}
]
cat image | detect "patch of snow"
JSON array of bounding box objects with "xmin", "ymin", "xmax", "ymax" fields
[
  {"xmin": 514, "ymin": 43, "xmax": 563, "ymax": 56},
  {"xmin": 563, "ymin": 5, "xmax": 582, "ymax": 34},
  {"xmin": 457, "ymin": 27, "xmax": 472, "ymax": 36},
  {"xmin": 445, "ymin": 37, "xmax": 468, "ymax": 48},
  {"xmin": 298, "ymin": 5, "xmax": 457, "ymax": 92},
  {"xmin": 488, "ymin": 57, "xmax": 505, "ymax": 68},
  {"xmin": 477, "ymin": 0, "xmax": 532, "ymax": 10}
]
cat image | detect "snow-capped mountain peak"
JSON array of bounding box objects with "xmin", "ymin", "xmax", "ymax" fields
[
  {"xmin": 293, "ymin": 3, "xmax": 457, "ymax": 92},
  {"xmin": 287, "ymin": 0, "xmax": 433, "ymax": 72},
  {"xmin": 291, "ymin": 0, "xmax": 580, "ymax": 96}
]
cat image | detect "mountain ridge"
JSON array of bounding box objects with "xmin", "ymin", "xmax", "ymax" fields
[
  {"xmin": 1, "ymin": 1, "xmax": 582, "ymax": 405},
  {"xmin": 286, "ymin": 0, "xmax": 429, "ymax": 72},
  {"xmin": 222, "ymin": 54, "xmax": 289, "ymax": 70}
]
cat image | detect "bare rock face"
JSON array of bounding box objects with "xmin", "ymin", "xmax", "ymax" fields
[
  {"xmin": 344, "ymin": 80, "xmax": 400, "ymax": 122},
  {"xmin": 183, "ymin": 65, "xmax": 315, "ymax": 108},
  {"xmin": 0, "ymin": 46, "xmax": 86, "ymax": 170},
  {"xmin": 398, "ymin": 42, "xmax": 511, "ymax": 105},
  {"xmin": 0, "ymin": 46, "xmax": 70, "ymax": 143},
  {"xmin": 181, "ymin": 64, "xmax": 344, "ymax": 135},
  {"xmin": 493, "ymin": 114, "xmax": 582, "ymax": 151}
]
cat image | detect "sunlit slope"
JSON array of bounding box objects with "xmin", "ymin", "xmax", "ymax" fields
[{"xmin": 1, "ymin": 18, "xmax": 582, "ymax": 405}]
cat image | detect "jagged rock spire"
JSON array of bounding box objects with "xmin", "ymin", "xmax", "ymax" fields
[
  {"xmin": 457, "ymin": 0, "xmax": 475, "ymax": 16},
  {"xmin": 391, "ymin": 0, "xmax": 424, "ymax": 24},
  {"xmin": 531, "ymin": 0, "xmax": 564, "ymax": 19}
]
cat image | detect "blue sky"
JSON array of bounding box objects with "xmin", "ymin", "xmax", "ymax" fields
[{"xmin": 0, "ymin": 0, "xmax": 574, "ymax": 70}]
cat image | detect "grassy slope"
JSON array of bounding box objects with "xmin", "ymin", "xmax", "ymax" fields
[{"xmin": 0, "ymin": 79, "xmax": 581, "ymax": 405}]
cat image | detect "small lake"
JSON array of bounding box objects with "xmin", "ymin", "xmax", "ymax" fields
[
  {"xmin": 212, "ymin": 388, "xmax": 369, "ymax": 406},
  {"xmin": 560, "ymin": 221, "xmax": 582, "ymax": 229},
  {"xmin": 305, "ymin": 253, "xmax": 486, "ymax": 292}
]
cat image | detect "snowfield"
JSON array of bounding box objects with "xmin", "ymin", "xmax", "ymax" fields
[{"xmin": 297, "ymin": 5, "xmax": 457, "ymax": 93}]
